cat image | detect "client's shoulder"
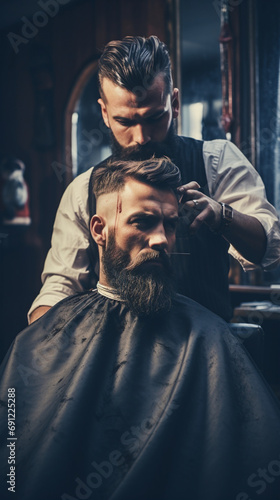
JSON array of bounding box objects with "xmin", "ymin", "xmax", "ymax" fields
[{"xmin": 172, "ymin": 293, "xmax": 230, "ymax": 330}]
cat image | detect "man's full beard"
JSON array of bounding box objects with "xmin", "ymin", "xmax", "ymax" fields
[
  {"xmin": 102, "ymin": 235, "xmax": 175, "ymax": 316},
  {"xmin": 109, "ymin": 121, "xmax": 177, "ymax": 162}
]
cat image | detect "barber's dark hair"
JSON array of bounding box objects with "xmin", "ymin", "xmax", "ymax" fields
[
  {"xmin": 92, "ymin": 157, "xmax": 181, "ymax": 199},
  {"xmin": 98, "ymin": 36, "xmax": 173, "ymax": 100}
]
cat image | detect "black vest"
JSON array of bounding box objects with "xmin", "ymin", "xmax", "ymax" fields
[{"xmin": 88, "ymin": 136, "xmax": 232, "ymax": 321}]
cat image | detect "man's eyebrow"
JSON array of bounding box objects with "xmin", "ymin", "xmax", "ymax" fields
[
  {"xmin": 128, "ymin": 212, "xmax": 179, "ymax": 221},
  {"xmin": 128, "ymin": 211, "xmax": 156, "ymax": 219},
  {"xmin": 166, "ymin": 215, "xmax": 179, "ymax": 223},
  {"xmin": 113, "ymin": 115, "xmax": 134, "ymax": 121},
  {"xmin": 113, "ymin": 108, "xmax": 167, "ymax": 121}
]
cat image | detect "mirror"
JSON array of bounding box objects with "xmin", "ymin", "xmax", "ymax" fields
[
  {"xmin": 64, "ymin": 60, "xmax": 111, "ymax": 182},
  {"xmin": 179, "ymin": 0, "xmax": 226, "ymax": 141}
]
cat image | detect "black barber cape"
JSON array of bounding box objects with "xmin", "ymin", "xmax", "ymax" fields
[{"xmin": 1, "ymin": 289, "xmax": 280, "ymax": 500}]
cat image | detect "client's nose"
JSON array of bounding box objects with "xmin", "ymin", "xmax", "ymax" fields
[{"xmin": 149, "ymin": 225, "xmax": 168, "ymax": 251}]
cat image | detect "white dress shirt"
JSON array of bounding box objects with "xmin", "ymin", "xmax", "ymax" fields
[{"xmin": 28, "ymin": 139, "xmax": 280, "ymax": 321}]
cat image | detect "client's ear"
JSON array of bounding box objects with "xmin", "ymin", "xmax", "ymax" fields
[{"xmin": 90, "ymin": 215, "xmax": 106, "ymax": 247}]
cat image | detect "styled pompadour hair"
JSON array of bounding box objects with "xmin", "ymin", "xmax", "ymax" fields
[
  {"xmin": 98, "ymin": 36, "xmax": 173, "ymax": 100},
  {"xmin": 92, "ymin": 157, "xmax": 181, "ymax": 198}
]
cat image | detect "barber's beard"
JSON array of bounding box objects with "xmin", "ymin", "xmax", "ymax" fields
[
  {"xmin": 109, "ymin": 121, "xmax": 177, "ymax": 162},
  {"xmin": 102, "ymin": 234, "xmax": 175, "ymax": 316}
]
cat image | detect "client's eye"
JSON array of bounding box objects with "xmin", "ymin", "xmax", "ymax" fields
[
  {"xmin": 116, "ymin": 119, "xmax": 136, "ymax": 127},
  {"xmin": 131, "ymin": 216, "xmax": 155, "ymax": 230},
  {"xmin": 133, "ymin": 219, "xmax": 152, "ymax": 230},
  {"xmin": 164, "ymin": 219, "xmax": 178, "ymax": 234}
]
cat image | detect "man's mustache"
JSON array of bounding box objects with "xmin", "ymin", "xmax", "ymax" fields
[
  {"xmin": 112, "ymin": 142, "xmax": 173, "ymax": 161},
  {"xmin": 125, "ymin": 250, "xmax": 172, "ymax": 272},
  {"xmin": 109, "ymin": 122, "xmax": 176, "ymax": 161}
]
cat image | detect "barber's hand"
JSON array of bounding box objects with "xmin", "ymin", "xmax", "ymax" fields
[{"xmin": 177, "ymin": 182, "xmax": 222, "ymax": 233}]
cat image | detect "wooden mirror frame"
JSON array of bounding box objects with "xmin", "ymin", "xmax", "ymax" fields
[{"xmin": 64, "ymin": 58, "xmax": 99, "ymax": 187}]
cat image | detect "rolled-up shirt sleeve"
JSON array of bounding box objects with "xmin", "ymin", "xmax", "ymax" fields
[
  {"xmin": 27, "ymin": 168, "xmax": 93, "ymax": 322},
  {"xmin": 203, "ymin": 139, "xmax": 280, "ymax": 271}
]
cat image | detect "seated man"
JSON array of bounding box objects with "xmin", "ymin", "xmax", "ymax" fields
[{"xmin": 1, "ymin": 158, "xmax": 280, "ymax": 500}]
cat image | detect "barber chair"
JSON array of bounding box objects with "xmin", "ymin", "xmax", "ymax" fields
[{"xmin": 229, "ymin": 323, "xmax": 264, "ymax": 372}]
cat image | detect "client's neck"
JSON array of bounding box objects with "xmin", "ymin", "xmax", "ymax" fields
[{"xmin": 97, "ymin": 282, "xmax": 124, "ymax": 302}]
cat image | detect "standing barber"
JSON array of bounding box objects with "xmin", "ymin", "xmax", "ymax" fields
[{"xmin": 29, "ymin": 36, "xmax": 280, "ymax": 323}]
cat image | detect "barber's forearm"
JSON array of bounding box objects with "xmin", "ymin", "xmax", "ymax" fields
[
  {"xmin": 29, "ymin": 306, "xmax": 52, "ymax": 324},
  {"xmin": 223, "ymin": 210, "xmax": 267, "ymax": 265}
]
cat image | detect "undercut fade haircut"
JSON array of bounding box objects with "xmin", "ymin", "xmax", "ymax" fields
[
  {"xmin": 92, "ymin": 157, "xmax": 181, "ymax": 199},
  {"xmin": 98, "ymin": 36, "xmax": 173, "ymax": 100}
]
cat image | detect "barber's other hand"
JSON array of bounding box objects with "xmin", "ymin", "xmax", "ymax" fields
[{"xmin": 177, "ymin": 182, "xmax": 222, "ymax": 233}]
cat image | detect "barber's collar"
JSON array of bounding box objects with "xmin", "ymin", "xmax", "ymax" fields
[{"xmin": 96, "ymin": 282, "xmax": 125, "ymax": 302}]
